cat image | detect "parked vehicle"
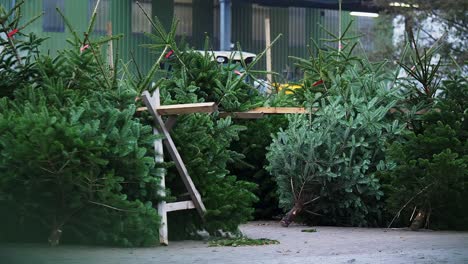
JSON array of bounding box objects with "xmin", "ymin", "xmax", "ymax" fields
[{"xmin": 195, "ymin": 50, "xmax": 256, "ymax": 66}]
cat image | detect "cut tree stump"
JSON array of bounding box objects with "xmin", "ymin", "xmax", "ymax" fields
[{"xmin": 410, "ymin": 209, "xmax": 427, "ymax": 231}]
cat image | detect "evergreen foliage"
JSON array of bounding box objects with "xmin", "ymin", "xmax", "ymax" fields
[
  {"xmin": 382, "ymin": 75, "xmax": 468, "ymax": 230},
  {"xmin": 156, "ymin": 50, "xmax": 260, "ymax": 238},
  {"xmin": 166, "ymin": 114, "xmax": 257, "ymax": 238},
  {"xmin": 267, "ymin": 87, "xmax": 402, "ymax": 226},
  {"xmin": 161, "ymin": 50, "xmax": 263, "ymax": 111},
  {"xmin": 266, "ymin": 26, "xmax": 403, "ymax": 226},
  {"xmin": 138, "ymin": 15, "xmax": 263, "ymax": 238},
  {"xmin": 229, "ymin": 116, "xmax": 288, "ymax": 219},
  {"xmin": 0, "ymin": 2, "xmax": 43, "ymax": 98},
  {"xmin": 0, "ymin": 2, "xmax": 161, "ymax": 246}
]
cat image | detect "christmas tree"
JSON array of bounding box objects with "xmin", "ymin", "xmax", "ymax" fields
[{"xmin": 0, "ymin": 2, "xmax": 161, "ymax": 246}]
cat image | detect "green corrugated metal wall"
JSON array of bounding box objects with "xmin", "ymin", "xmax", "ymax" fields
[
  {"xmin": 1, "ymin": 0, "xmax": 366, "ymax": 78},
  {"xmin": 230, "ymin": 2, "xmax": 358, "ymax": 81},
  {"xmin": 0, "ymin": 0, "xmax": 174, "ymax": 73}
]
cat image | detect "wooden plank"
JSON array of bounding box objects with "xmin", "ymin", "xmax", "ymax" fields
[
  {"xmin": 219, "ymin": 107, "xmax": 310, "ymax": 119},
  {"xmin": 150, "ymin": 89, "xmax": 168, "ymax": 246},
  {"xmin": 265, "ymin": 17, "xmax": 272, "ymax": 85},
  {"xmin": 138, "ymin": 105, "xmax": 433, "ymax": 116},
  {"xmin": 156, "ymin": 102, "xmax": 217, "ymax": 115},
  {"xmin": 139, "ymin": 106, "xmax": 305, "ymax": 115},
  {"xmin": 251, "ymin": 107, "xmax": 309, "ymax": 114},
  {"xmin": 219, "ymin": 112, "xmax": 264, "ymax": 119},
  {"xmin": 106, "ymin": 21, "xmax": 114, "ymax": 71},
  {"xmin": 166, "ymin": 201, "xmax": 196, "ymax": 212},
  {"xmin": 136, "ymin": 103, "xmax": 217, "ymax": 115},
  {"xmin": 142, "ymin": 91, "xmax": 206, "ymax": 218}
]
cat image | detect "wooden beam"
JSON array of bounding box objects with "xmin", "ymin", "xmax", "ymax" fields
[
  {"xmin": 136, "ymin": 103, "xmax": 217, "ymax": 115},
  {"xmin": 150, "ymin": 89, "xmax": 168, "ymax": 246},
  {"xmin": 166, "ymin": 201, "xmax": 196, "ymax": 212},
  {"xmin": 265, "ymin": 17, "xmax": 272, "ymax": 84},
  {"xmin": 250, "ymin": 107, "xmax": 309, "ymax": 114},
  {"xmin": 156, "ymin": 102, "xmax": 217, "ymax": 115},
  {"xmin": 219, "ymin": 112, "xmax": 264, "ymax": 119},
  {"xmin": 142, "ymin": 91, "xmax": 206, "ymax": 218},
  {"xmin": 139, "ymin": 106, "xmax": 307, "ymax": 115},
  {"xmin": 219, "ymin": 107, "xmax": 310, "ymax": 119},
  {"xmin": 138, "ymin": 105, "xmax": 433, "ymax": 117}
]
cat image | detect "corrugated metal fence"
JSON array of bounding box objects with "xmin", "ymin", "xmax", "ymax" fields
[{"xmin": 0, "ymin": 0, "xmax": 376, "ymax": 79}]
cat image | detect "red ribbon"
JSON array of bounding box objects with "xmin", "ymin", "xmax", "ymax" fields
[
  {"xmin": 7, "ymin": 29, "xmax": 19, "ymax": 38},
  {"xmin": 165, "ymin": 50, "xmax": 174, "ymax": 59},
  {"xmin": 234, "ymin": 70, "xmax": 242, "ymax": 76},
  {"xmin": 312, "ymin": 80, "xmax": 324, "ymax": 87}
]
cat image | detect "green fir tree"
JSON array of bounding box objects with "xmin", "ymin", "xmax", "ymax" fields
[
  {"xmin": 0, "ymin": 2, "xmax": 161, "ymax": 246},
  {"xmin": 382, "ymin": 75, "xmax": 468, "ymax": 230}
]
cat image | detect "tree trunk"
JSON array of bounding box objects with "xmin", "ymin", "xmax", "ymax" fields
[
  {"xmin": 410, "ymin": 209, "xmax": 426, "ymax": 231},
  {"xmin": 280, "ymin": 203, "xmax": 302, "ymax": 227},
  {"xmin": 48, "ymin": 227, "xmax": 63, "ymax": 246}
]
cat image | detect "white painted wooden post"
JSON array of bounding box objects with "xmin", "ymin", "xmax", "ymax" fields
[
  {"xmin": 265, "ymin": 17, "xmax": 272, "ymax": 85},
  {"xmin": 152, "ymin": 88, "xmax": 168, "ymax": 246}
]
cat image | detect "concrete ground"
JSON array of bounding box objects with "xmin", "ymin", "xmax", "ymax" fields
[{"xmin": 1, "ymin": 221, "xmax": 467, "ymax": 264}]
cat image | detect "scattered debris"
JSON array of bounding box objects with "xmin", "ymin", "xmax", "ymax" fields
[
  {"xmin": 301, "ymin": 228, "xmax": 317, "ymax": 233},
  {"xmin": 208, "ymin": 237, "xmax": 279, "ymax": 247}
]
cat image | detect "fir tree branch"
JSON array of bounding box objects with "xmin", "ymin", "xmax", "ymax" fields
[
  {"xmin": 88, "ymin": 201, "xmax": 138, "ymax": 213},
  {"xmin": 84, "ymin": 32, "xmax": 112, "ymax": 89},
  {"xmin": 387, "ymin": 182, "xmax": 435, "ymax": 228},
  {"xmin": 0, "ymin": 22, "xmax": 22, "ymax": 66}
]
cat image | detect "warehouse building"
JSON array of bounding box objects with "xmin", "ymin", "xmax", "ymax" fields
[{"xmin": 0, "ymin": 0, "xmax": 381, "ymax": 78}]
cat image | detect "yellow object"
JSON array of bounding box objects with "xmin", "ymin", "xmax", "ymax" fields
[{"xmin": 273, "ymin": 83, "xmax": 303, "ymax": 94}]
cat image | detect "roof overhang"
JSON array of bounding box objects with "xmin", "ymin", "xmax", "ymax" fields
[{"xmin": 245, "ymin": 0, "xmax": 381, "ymax": 13}]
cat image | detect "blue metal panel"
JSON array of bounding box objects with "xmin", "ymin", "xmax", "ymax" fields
[{"xmin": 42, "ymin": 0, "xmax": 65, "ymax": 32}]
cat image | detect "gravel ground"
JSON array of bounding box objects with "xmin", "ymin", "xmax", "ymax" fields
[{"xmin": 1, "ymin": 221, "xmax": 467, "ymax": 264}]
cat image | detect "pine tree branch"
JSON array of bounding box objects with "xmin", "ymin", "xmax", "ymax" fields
[
  {"xmin": 88, "ymin": 201, "xmax": 138, "ymax": 213},
  {"xmin": 387, "ymin": 182, "xmax": 435, "ymax": 228},
  {"xmin": 303, "ymin": 196, "xmax": 320, "ymax": 206},
  {"xmin": 83, "ymin": 33, "xmax": 112, "ymax": 89},
  {"xmin": 0, "ymin": 22, "xmax": 22, "ymax": 67}
]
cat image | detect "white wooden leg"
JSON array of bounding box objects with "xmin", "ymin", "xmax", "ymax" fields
[{"xmin": 152, "ymin": 89, "xmax": 169, "ymax": 245}]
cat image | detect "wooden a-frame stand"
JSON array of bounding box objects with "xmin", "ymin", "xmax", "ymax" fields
[
  {"xmin": 141, "ymin": 89, "xmax": 215, "ymax": 245},
  {"xmin": 141, "ymin": 89, "xmax": 307, "ymax": 245}
]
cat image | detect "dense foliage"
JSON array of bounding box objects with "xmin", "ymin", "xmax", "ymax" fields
[
  {"xmin": 0, "ymin": 4, "xmax": 162, "ymax": 246},
  {"xmin": 156, "ymin": 49, "xmax": 260, "ymax": 238},
  {"xmin": 266, "ymin": 29, "xmax": 404, "ymax": 226},
  {"xmin": 267, "ymin": 87, "xmax": 402, "ymax": 226},
  {"xmin": 0, "ymin": 3, "xmax": 263, "ymax": 245},
  {"xmin": 1, "ymin": 3, "xmax": 466, "ymax": 249},
  {"xmin": 0, "ymin": 3, "xmax": 43, "ymax": 98},
  {"xmin": 0, "ymin": 44, "xmax": 162, "ymax": 247},
  {"xmin": 382, "ymin": 75, "xmax": 468, "ymax": 230},
  {"xmin": 229, "ymin": 116, "xmax": 288, "ymax": 219},
  {"xmin": 161, "ymin": 50, "xmax": 263, "ymax": 111},
  {"xmin": 142, "ymin": 18, "xmax": 266, "ymax": 238}
]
